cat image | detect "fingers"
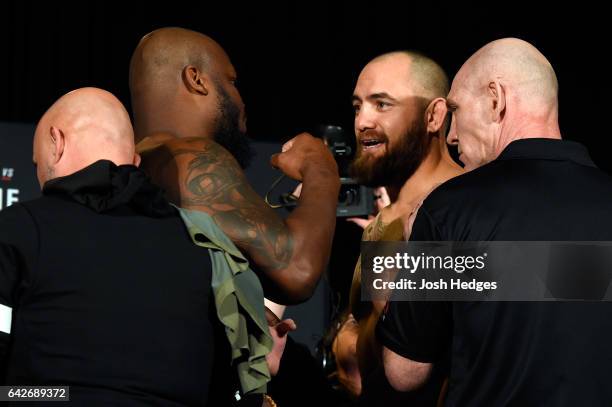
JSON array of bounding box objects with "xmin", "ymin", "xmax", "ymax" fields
[
  {"xmin": 291, "ymin": 183, "xmax": 303, "ymax": 198},
  {"xmin": 265, "ymin": 306, "xmax": 281, "ymax": 326},
  {"xmin": 282, "ymin": 132, "xmax": 319, "ymax": 152},
  {"xmin": 281, "ymin": 139, "xmax": 295, "ymax": 152},
  {"xmin": 347, "ymin": 217, "xmax": 373, "ymax": 229},
  {"xmin": 275, "ymin": 318, "xmax": 297, "ymax": 337},
  {"xmin": 270, "ymin": 135, "xmax": 300, "ymax": 168},
  {"xmin": 270, "ymin": 153, "xmax": 280, "ymax": 169}
]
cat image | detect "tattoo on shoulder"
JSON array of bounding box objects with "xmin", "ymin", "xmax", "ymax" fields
[{"xmin": 171, "ymin": 140, "xmax": 293, "ymax": 270}]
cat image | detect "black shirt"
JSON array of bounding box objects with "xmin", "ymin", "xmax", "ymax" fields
[
  {"xmin": 0, "ymin": 161, "xmax": 218, "ymax": 406},
  {"xmin": 377, "ymin": 139, "xmax": 612, "ymax": 406}
]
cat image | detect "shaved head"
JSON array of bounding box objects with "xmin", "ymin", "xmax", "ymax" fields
[
  {"xmin": 129, "ymin": 27, "xmax": 225, "ymax": 101},
  {"xmin": 456, "ymin": 37, "xmax": 558, "ymax": 115},
  {"xmin": 129, "ymin": 27, "xmax": 251, "ymax": 167},
  {"xmin": 33, "ymin": 87, "xmax": 137, "ymax": 187},
  {"xmin": 368, "ymin": 51, "xmax": 449, "ymax": 101},
  {"xmin": 446, "ymin": 38, "xmax": 561, "ymax": 171}
]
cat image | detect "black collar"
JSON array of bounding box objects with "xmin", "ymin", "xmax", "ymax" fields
[
  {"xmin": 43, "ymin": 160, "xmax": 175, "ymax": 217},
  {"xmin": 497, "ymin": 138, "xmax": 596, "ymax": 168}
]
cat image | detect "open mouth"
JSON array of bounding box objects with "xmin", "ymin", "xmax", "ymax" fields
[{"xmin": 360, "ymin": 138, "xmax": 385, "ymax": 151}]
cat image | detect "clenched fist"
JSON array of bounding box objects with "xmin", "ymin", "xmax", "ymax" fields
[{"xmin": 270, "ymin": 133, "xmax": 338, "ymax": 181}]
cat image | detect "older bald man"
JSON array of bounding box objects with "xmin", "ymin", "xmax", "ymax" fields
[
  {"xmin": 0, "ymin": 88, "xmax": 226, "ymax": 406},
  {"xmin": 378, "ymin": 38, "xmax": 612, "ymax": 405}
]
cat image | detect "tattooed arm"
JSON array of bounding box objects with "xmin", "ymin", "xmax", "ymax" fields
[{"xmin": 166, "ymin": 134, "xmax": 339, "ymax": 304}]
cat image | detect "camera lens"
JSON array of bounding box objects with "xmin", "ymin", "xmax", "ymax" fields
[{"xmin": 338, "ymin": 186, "xmax": 358, "ymax": 206}]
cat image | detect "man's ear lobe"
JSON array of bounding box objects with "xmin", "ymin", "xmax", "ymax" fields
[
  {"xmin": 50, "ymin": 126, "xmax": 65, "ymax": 164},
  {"xmin": 426, "ymin": 98, "xmax": 448, "ymax": 133},
  {"xmin": 488, "ymin": 81, "xmax": 506, "ymax": 123},
  {"xmin": 182, "ymin": 65, "xmax": 209, "ymax": 96}
]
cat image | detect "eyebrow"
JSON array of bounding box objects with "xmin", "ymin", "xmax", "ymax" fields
[
  {"xmin": 369, "ymin": 93, "xmax": 399, "ymax": 103},
  {"xmin": 351, "ymin": 92, "xmax": 399, "ymax": 104}
]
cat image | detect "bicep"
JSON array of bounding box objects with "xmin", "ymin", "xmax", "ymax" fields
[
  {"xmin": 382, "ymin": 346, "xmax": 432, "ymax": 392},
  {"xmin": 377, "ymin": 298, "xmax": 452, "ymax": 363},
  {"xmin": 171, "ymin": 140, "xmax": 294, "ymax": 272}
]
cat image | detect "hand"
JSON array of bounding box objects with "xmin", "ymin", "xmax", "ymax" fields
[
  {"xmin": 291, "ymin": 183, "xmax": 302, "ymax": 199},
  {"xmin": 332, "ymin": 313, "xmax": 362, "ymax": 396},
  {"xmin": 347, "ymin": 215, "xmax": 375, "ymax": 229},
  {"xmin": 373, "ymin": 187, "xmax": 390, "ymax": 211},
  {"xmin": 265, "ymin": 307, "xmax": 297, "ymax": 376},
  {"xmin": 347, "ymin": 187, "xmax": 389, "ymax": 229},
  {"xmin": 270, "ymin": 133, "xmax": 337, "ymax": 181}
]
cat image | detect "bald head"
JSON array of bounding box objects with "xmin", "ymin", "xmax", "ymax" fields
[
  {"xmin": 456, "ymin": 38, "xmax": 558, "ymax": 117},
  {"xmin": 129, "ymin": 27, "xmax": 242, "ymax": 141},
  {"xmin": 446, "ymin": 38, "xmax": 561, "ymax": 171},
  {"xmin": 33, "ymin": 87, "xmax": 138, "ymax": 187},
  {"xmin": 130, "ymin": 27, "xmax": 225, "ymax": 97}
]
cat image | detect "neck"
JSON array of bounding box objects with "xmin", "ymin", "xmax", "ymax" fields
[
  {"xmin": 387, "ymin": 134, "xmax": 463, "ymax": 211},
  {"xmin": 495, "ymin": 114, "xmax": 562, "ymax": 157},
  {"xmin": 133, "ymin": 95, "xmax": 213, "ymax": 142}
]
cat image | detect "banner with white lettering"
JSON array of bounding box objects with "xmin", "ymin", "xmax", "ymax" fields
[{"xmin": 0, "ymin": 122, "xmax": 40, "ymax": 210}]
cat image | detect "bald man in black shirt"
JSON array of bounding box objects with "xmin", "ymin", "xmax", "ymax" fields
[
  {"xmin": 378, "ymin": 38, "xmax": 612, "ymax": 406},
  {"xmin": 0, "ymin": 88, "xmax": 222, "ymax": 406}
]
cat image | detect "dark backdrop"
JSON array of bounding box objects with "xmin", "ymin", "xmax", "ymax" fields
[
  {"xmin": 1, "ymin": 1, "xmax": 609, "ymax": 170},
  {"xmin": 1, "ymin": 1, "xmax": 609, "ymax": 352}
]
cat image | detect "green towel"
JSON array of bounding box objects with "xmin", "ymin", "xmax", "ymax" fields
[{"xmin": 177, "ymin": 207, "xmax": 272, "ymax": 395}]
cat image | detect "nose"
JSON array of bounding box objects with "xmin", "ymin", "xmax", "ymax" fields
[
  {"xmin": 355, "ymin": 105, "xmax": 376, "ymax": 134},
  {"xmin": 446, "ymin": 118, "xmax": 458, "ymax": 146}
]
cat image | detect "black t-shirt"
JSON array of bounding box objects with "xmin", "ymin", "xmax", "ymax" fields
[
  {"xmin": 377, "ymin": 139, "xmax": 612, "ymax": 406},
  {"xmin": 0, "ymin": 161, "xmax": 220, "ymax": 406}
]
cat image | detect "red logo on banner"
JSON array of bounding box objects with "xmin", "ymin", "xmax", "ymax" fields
[{"xmin": 1, "ymin": 168, "xmax": 14, "ymax": 182}]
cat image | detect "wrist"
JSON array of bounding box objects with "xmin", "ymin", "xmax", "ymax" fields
[{"xmin": 301, "ymin": 160, "xmax": 339, "ymax": 181}]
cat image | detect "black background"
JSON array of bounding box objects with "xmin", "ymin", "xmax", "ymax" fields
[
  {"xmin": 1, "ymin": 1, "xmax": 609, "ymax": 348},
  {"xmin": 1, "ymin": 1, "xmax": 609, "ymax": 171}
]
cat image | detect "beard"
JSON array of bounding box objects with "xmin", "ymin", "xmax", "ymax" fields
[
  {"xmin": 349, "ymin": 118, "xmax": 430, "ymax": 188},
  {"xmin": 211, "ymin": 81, "xmax": 254, "ymax": 169}
]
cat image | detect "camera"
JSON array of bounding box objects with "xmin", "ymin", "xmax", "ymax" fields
[{"xmin": 314, "ymin": 125, "xmax": 373, "ymax": 218}]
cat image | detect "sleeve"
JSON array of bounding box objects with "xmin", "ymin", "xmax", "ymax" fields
[
  {"xmin": 376, "ymin": 205, "xmax": 453, "ymax": 363},
  {"xmin": 268, "ymin": 336, "xmax": 347, "ymax": 406},
  {"xmin": 0, "ymin": 204, "xmax": 39, "ymax": 376}
]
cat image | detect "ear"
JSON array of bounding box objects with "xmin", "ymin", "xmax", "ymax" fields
[
  {"xmin": 425, "ymin": 97, "xmax": 448, "ymax": 133},
  {"xmin": 488, "ymin": 81, "xmax": 506, "ymax": 123},
  {"xmin": 132, "ymin": 153, "xmax": 141, "ymax": 167},
  {"xmin": 182, "ymin": 65, "xmax": 209, "ymax": 96},
  {"xmin": 49, "ymin": 126, "xmax": 65, "ymax": 164}
]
